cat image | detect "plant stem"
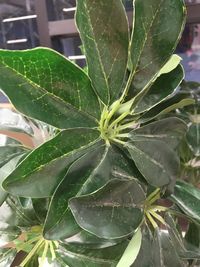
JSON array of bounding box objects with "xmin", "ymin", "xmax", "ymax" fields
[
  {"xmin": 145, "ymin": 211, "xmax": 158, "ymax": 229},
  {"xmin": 149, "ymin": 210, "xmax": 166, "ymax": 226},
  {"xmin": 20, "ymin": 238, "xmax": 44, "ymax": 267},
  {"xmin": 109, "ymin": 111, "xmax": 130, "ymax": 129},
  {"xmin": 39, "ymin": 241, "xmax": 49, "ymax": 267},
  {"xmin": 49, "ymin": 241, "xmax": 56, "ymax": 261},
  {"xmin": 112, "ymin": 138, "xmax": 126, "ymax": 145}
]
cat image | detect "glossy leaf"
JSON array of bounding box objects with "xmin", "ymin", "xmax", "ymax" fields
[
  {"xmin": 76, "ymin": 0, "xmax": 129, "ymax": 104},
  {"xmin": 130, "ymin": 0, "xmax": 186, "ymax": 94},
  {"xmin": 69, "ymin": 179, "xmax": 145, "ymax": 239},
  {"xmin": 44, "ymin": 144, "xmax": 144, "ymax": 240},
  {"xmin": 0, "ymin": 48, "xmax": 100, "ymax": 129},
  {"xmin": 129, "ymin": 117, "xmax": 187, "ymax": 149},
  {"xmin": 132, "ymin": 65, "xmax": 184, "ymax": 114},
  {"xmin": 186, "ymin": 123, "xmax": 200, "ymax": 157},
  {"xmin": 2, "ymin": 128, "xmax": 100, "ymax": 198},
  {"xmin": 55, "ymin": 241, "xmax": 128, "ymax": 267},
  {"xmin": 170, "ymin": 180, "xmax": 200, "ymax": 223},
  {"xmin": 116, "ymin": 228, "xmax": 142, "ymax": 267},
  {"xmin": 126, "ymin": 139, "xmax": 179, "ymax": 187}
]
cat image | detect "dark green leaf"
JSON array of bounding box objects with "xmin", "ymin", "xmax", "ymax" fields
[
  {"xmin": 126, "ymin": 139, "xmax": 179, "ymax": 187},
  {"xmin": 132, "ymin": 65, "xmax": 184, "ymax": 114},
  {"xmin": 129, "ymin": 117, "xmax": 187, "ymax": 149},
  {"xmin": 44, "ymin": 144, "xmax": 143, "ymax": 240},
  {"xmin": 2, "ymin": 128, "xmax": 100, "ymax": 198},
  {"xmin": 55, "ymin": 241, "xmax": 128, "ymax": 267},
  {"xmin": 0, "ymin": 48, "xmax": 100, "ymax": 129},
  {"xmin": 170, "ymin": 180, "xmax": 200, "ymax": 223},
  {"xmin": 186, "ymin": 123, "xmax": 200, "ymax": 157},
  {"xmin": 32, "ymin": 198, "xmax": 50, "ymax": 223},
  {"xmin": 69, "ymin": 179, "xmax": 145, "ymax": 239},
  {"xmin": 76, "ymin": 0, "xmax": 129, "ymax": 104},
  {"xmin": 130, "ymin": 0, "xmax": 186, "ymax": 94}
]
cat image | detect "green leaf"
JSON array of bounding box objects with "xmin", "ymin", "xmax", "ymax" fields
[
  {"xmin": 139, "ymin": 96, "xmax": 195, "ymax": 123},
  {"xmin": 76, "ymin": 0, "xmax": 129, "ymax": 104},
  {"xmin": 130, "ymin": 0, "xmax": 186, "ymax": 94},
  {"xmin": 0, "ymin": 48, "xmax": 100, "ymax": 129},
  {"xmin": 0, "ymin": 154, "xmax": 27, "ymax": 206},
  {"xmin": 44, "ymin": 144, "xmax": 143, "ymax": 240},
  {"xmin": 69, "ymin": 179, "xmax": 145, "ymax": 239},
  {"xmin": 186, "ymin": 123, "xmax": 200, "ymax": 157},
  {"xmin": 126, "ymin": 139, "xmax": 179, "ymax": 187},
  {"xmin": 157, "ymin": 54, "xmax": 182, "ymax": 76},
  {"xmin": 129, "ymin": 117, "xmax": 187, "ymax": 149},
  {"xmin": 132, "ymin": 65, "xmax": 184, "ymax": 114},
  {"xmin": 170, "ymin": 180, "xmax": 200, "ymax": 223},
  {"xmin": 55, "ymin": 241, "xmax": 128, "ymax": 267},
  {"xmin": 2, "ymin": 128, "xmax": 100, "ymax": 198},
  {"xmin": 116, "ymin": 228, "xmax": 142, "ymax": 267}
]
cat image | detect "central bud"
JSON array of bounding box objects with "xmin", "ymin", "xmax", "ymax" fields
[{"xmin": 99, "ymin": 100, "xmax": 130, "ymax": 145}]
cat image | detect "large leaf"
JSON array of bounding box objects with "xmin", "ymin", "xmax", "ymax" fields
[
  {"xmin": 129, "ymin": 117, "xmax": 187, "ymax": 149},
  {"xmin": 55, "ymin": 241, "xmax": 128, "ymax": 267},
  {"xmin": 44, "ymin": 144, "xmax": 143, "ymax": 240},
  {"xmin": 69, "ymin": 179, "xmax": 145, "ymax": 239},
  {"xmin": 170, "ymin": 180, "xmax": 200, "ymax": 223},
  {"xmin": 2, "ymin": 128, "xmax": 100, "ymax": 198},
  {"xmin": 132, "ymin": 65, "xmax": 184, "ymax": 114},
  {"xmin": 0, "ymin": 48, "xmax": 100, "ymax": 129},
  {"xmin": 126, "ymin": 139, "xmax": 179, "ymax": 187},
  {"xmin": 76, "ymin": 0, "xmax": 129, "ymax": 104},
  {"xmin": 130, "ymin": 0, "xmax": 186, "ymax": 95},
  {"xmin": 186, "ymin": 123, "xmax": 200, "ymax": 157}
]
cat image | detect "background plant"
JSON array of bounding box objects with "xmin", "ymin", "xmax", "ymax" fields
[{"xmin": 0, "ymin": 0, "xmax": 200, "ymax": 266}]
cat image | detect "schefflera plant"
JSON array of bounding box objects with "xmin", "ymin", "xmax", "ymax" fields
[{"xmin": 0, "ymin": 0, "xmax": 199, "ymax": 266}]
